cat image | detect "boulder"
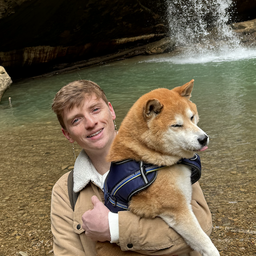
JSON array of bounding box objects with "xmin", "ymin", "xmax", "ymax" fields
[{"xmin": 0, "ymin": 66, "xmax": 12, "ymax": 101}]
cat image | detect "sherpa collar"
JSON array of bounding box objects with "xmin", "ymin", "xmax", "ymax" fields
[{"xmin": 73, "ymin": 150, "xmax": 108, "ymax": 193}]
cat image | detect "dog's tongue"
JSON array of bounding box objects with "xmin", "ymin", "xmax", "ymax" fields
[{"xmin": 199, "ymin": 146, "xmax": 208, "ymax": 151}]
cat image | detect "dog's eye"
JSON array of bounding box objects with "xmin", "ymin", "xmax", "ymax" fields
[
  {"xmin": 190, "ymin": 115, "xmax": 194, "ymax": 121},
  {"xmin": 171, "ymin": 124, "xmax": 183, "ymax": 128}
]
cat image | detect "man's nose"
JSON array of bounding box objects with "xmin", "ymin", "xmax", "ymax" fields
[{"xmin": 84, "ymin": 115, "xmax": 97, "ymax": 129}]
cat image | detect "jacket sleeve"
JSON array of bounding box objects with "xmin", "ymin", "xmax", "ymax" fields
[
  {"xmin": 51, "ymin": 173, "xmax": 86, "ymax": 256},
  {"xmin": 118, "ymin": 182, "xmax": 212, "ymax": 255}
]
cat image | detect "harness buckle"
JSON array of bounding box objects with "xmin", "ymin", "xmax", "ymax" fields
[{"xmin": 140, "ymin": 161, "xmax": 149, "ymax": 184}]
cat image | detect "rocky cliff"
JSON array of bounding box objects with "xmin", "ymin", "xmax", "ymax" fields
[
  {"xmin": 0, "ymin": 0, "xmax": 168, "ymax": 79},
  {"xmin": 0, "ymin": 0, "xmax": 256, "ymax": 80}
]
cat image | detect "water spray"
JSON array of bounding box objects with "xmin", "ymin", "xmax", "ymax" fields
[{"xmin": 166, "ymin": 0, "xmax": 241, "ymax": 54}]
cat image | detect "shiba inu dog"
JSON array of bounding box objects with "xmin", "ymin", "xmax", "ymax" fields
[{"xmin": 98, "ymin": 80, "xmax": 219, "ymax": 256}]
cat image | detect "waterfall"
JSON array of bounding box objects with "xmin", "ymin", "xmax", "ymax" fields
[{"xmin": 166, "ymin": 0, "xmax": 241, "ymax": 53}]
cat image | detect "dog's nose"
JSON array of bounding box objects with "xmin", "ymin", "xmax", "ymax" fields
[{"xmin": 198, "ymin": 134, "xmax": 208, "ymax": 146}]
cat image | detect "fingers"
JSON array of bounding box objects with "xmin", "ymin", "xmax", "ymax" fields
[{"xmin": 81, "ymin": 196, "xmax": 111, "ymax": 242}]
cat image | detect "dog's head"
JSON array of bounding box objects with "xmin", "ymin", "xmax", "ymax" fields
[{"xmin": 109, "ymin": 80, "xmax": 209, "ymax": 165}]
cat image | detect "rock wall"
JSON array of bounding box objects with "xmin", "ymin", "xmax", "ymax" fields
[
  {"xmin": 0, "ymin": 0, "xmax": 169, "ymax": 79},
  {"xmin": 0, "ymin": 0, "xmax": 256, "ymax": 80}
]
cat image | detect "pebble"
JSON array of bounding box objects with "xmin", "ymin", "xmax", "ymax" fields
[{"xmin": 19, "ymin": 252, "xmax": 28, "ymax": 256}]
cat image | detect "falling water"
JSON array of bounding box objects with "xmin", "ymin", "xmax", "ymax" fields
[{"xmin": 166, "ymin": 0, "xmax": 241, "ymax": 54}]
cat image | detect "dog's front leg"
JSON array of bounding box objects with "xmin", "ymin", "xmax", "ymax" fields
[
  {"xmin": 160, "ymin": 207, "xmax": 219, "ymax": 256},
  {"xmin": 160, "ymin": 167, "xmax": 219, "ymax": 256},
  {"xmin": 129, "ymin": 167, "xmax": 219, "ymax": 256}
]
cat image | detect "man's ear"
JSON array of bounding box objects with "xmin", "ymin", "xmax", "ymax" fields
[
  {"xmin": 108, "ymin": 102, "xmax": 116, "ymax": 120},
  {"xmin": 61, "ymin": 128, "xmax": 74, "ymax": 143},
  {"xmin": 143, "ymin": 99, "xmax": 163, "ymax": 119}
]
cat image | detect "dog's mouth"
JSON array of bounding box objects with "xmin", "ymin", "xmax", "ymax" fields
[{"xmin": 199, "ymin": 146, "xmax": 208, "ymax": 152}]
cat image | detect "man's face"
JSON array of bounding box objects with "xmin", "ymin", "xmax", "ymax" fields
[{"xmin": 61, "ymin": 94, "xmax": 116, "ymax": 155}]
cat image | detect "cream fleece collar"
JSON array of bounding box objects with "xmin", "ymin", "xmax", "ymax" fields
[{"xmin": 73, "ymin": 150, "xmax": 108, "ymax": 193}]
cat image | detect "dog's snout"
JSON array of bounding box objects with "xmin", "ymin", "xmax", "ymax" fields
[{"xmin": 198, "ymin": 134, "xmax": 208, "ymax": 146}]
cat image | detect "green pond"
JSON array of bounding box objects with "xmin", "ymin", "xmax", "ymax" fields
[{"xmin": 0, "ymin": 47, "xmax": 256, "ymax": 255}]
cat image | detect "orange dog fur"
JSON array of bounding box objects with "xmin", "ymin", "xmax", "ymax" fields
[{"xmin": 97, "ymin": 80, "xmax": 219, "ymax": 256}]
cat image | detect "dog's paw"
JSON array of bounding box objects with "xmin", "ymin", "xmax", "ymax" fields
[{"xmin": 202, "ymin": 247, "xmax": 220, "ymax": 256}]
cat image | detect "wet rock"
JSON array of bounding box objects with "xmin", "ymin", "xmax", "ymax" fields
[
  {"xmin": 232, "ymin": 19, "xmax": 256, "ymax": 33},
  {"xmin": 145, "ymin": 37, "xmax": 175, "ymax": 54},
  {"xmin": 232, "ymin": 18, "xmax": 256, "ymax": 46}
]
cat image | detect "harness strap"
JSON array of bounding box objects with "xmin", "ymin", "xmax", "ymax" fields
[
  {"xmin": 178, "ymin": 154, "xmax": 201, "ymax": 184},
  {"xmin": 104, "ymin": 160, "xmax": 164, "ymax": 212},
  {"xmin": 67, "ymin": 169, "xmax": 79, "ymax": 211},
  {"xmin": 104, "ymin": 154, "xmax": 202, "ymax": 213}
]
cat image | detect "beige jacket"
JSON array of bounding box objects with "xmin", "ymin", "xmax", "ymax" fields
[{"xmin": 51, "ymin": 151, "xmax": 213, "ymax": 256}]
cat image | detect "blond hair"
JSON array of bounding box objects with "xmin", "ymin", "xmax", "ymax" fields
[{"xmin": 52, "ymin": 80, "xmax": 108, "ymax": 129}]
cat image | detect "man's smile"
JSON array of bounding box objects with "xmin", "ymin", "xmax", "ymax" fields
[{"xmin": 87, "ymin": 128, "xmax": 103, "ymax": 138}]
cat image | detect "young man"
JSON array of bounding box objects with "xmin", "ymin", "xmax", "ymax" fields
[{"xmin": 51, "ymin": 80, "xmax": 213, "ymax": 256}]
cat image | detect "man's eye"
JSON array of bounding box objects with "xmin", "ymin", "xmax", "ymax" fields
[
  {"xmin": 171, "ymin": 124, "xmax": 183, "ymax": 127},
  {"xmin": 93, "ymin": 108, "xmax": 100, "ymax": 112},
  {"xmin": 72, "ymin": 118, "xmax": 79, "ymax": 125}
]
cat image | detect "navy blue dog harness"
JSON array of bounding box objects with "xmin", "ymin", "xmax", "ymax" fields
[{"xmin": 104, "ymin": 154, "xmax": 201, "ymax": 213}]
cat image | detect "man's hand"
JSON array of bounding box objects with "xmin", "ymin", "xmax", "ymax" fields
[{"xmin": 82, "ymin": 195, "xmax": 111, "ymax": 242}]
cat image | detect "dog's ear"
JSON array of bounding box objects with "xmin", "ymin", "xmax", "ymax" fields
[
  {"xmin": 144, "ymin": 99, "xmax": 163, "ymax": 119},
  {"xmin": 178, "ymin": 79, "xmax": 194, "ymax": 98}
]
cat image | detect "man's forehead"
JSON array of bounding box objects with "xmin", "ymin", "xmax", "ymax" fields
[{"xmin": 83, "ymin": 92, "xmax": 108, "ymax": 106}]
